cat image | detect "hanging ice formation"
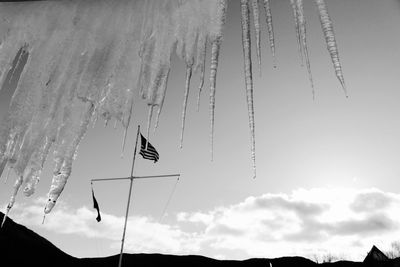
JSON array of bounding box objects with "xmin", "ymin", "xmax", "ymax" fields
[
  {"xmin": 314, "ymin": 0, "xmax": 347, "ymax": 97},
  {"xmin": 241, "ymin": 0, "xmax": 256, "ymax": 179},
  {"xmin": 263, "ymin": 0, "xmax": 276, "ymax": 68},
  {"xmin": 239, "ymin": 0, "xmax": 346, "ymax": 178},
  {"xmin": 0, "ymin": 0, "xmax": 345, "ymax": 220},
  {"xmin": 0, "ymin": 0, "xmax": 227, "ymax": 222}
]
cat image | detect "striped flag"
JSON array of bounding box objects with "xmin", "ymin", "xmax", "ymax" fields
[{"xmin": 139, "ymin": 134, "xmax": 159, "ymax": 163}]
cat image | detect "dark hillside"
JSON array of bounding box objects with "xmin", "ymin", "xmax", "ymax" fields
[{"xmin": 0, "ymin": 212, "xmax": 78, "ymax": 267}]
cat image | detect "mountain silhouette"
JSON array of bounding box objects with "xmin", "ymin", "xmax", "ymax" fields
[
  {"xmin": 0, "ymin": 212, "xmax": 78, "ymax": 267},
  {"xmin": 0, "ymin": 212, "xmax": 399, "ymax": 267}
]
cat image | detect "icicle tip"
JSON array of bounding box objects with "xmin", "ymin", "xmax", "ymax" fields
[
  {"xmin": 1, "ymin": 216, "xmax": 6, "ymax": 228},
  {"xmin": 1, "ymin": 206, "xmax": 10, "ymax": 228}
]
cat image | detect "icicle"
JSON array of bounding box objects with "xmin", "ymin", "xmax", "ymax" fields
[
  {"xmin": 251, "ymin": 0, "xmax": 262, "ymax": 75},
  {"xmin": 290, "ymin": 0, "xmax": 304, "ymax": 66},
  {"xmin": 120, "ymin": 128, "xmax": 128, "ymax": 159},
  {"xmin": 2, "ymin": 175, "xmax": 23, "ymax": 227},
  {"xmin": 23, "ymin": 133, "xmax": 54, "ymax": 196},
  {"xmin": 0, "ymin": 49, "xmax": 37, "ymax": 169},
  {"xmin": 0, "ymin": 159, "xmax": 6, "ymax": 181},
  {"xmin": 196, "ymin": 61, "xmax": 205, "ymax": 112},
  {"xmin": 241, "ymin": 0, "xmax": 256, "ymax": 178},
  {"xmin": 146, "ymin": 105, "xmax": 154, "ymax": 145},
  {"xmin": 154, "ymin": 70, "xmax": 170, "ymax": 131},
  {"xmin": 44, "ymin": 103, "xmax": 95, "ymax": 214},
  {"xmin": 207, "ymin": 0, "xmax": 227, "ymax": 162},
  {"xmin": 180, "ymin": 66, "xmax": 192, "ymax": 148},
  {"xmin": 92, "ymin": 113, "xmax": 99, "ymax": 128},
  {"xmin": 263, "ymin": 0, "xmax": 276, "ymax": 68},
  {"xmin": 120, "ymin": 91, "xmax": 135, "ymax": 158},
  {"xmin": 196, "ymin": 36, "xmax": 207, "ymax": 112},
  {"xmin": 1, "ymin": 209, "xmax": 8, "ymax": 227},
  {"xmin": 314, "ymin": 0, "xmax": 347, "ymax": 97},
  {"xmin": 13, "ymin": 39, "xmax": 75, "ymax": 180},
  {"xmin": 23, "ymin": 171, "xmax": 40, "ymax": 197},
  {"xmin": 121, "ymin": 102, "xmax": 134, "ymax": 158},
  {"xmin": 209, "ymin": 41, "xmax": 221, "ymax": 162},
  {"xmin": 296, "ymin": 0, "xmax": 315, "ymax": 99},
  {"xmin": 4, "ymin": 166, "xmax": 11, "ymax": 184},
  {"xmin": 154, "ymin": 106, "xmax": 162, "ymax": 131}
]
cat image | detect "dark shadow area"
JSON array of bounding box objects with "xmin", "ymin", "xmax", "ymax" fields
[
  {"xmin": 0, "ymin": 44, "xmax": 29, "ymax": 122},
  {"xmin": 1, "ymin": 44, "xmax": 29, "ymax": 92},
  {"xmin": 0, "ymin": 0, "xmax": 44, "ymax": 3}
]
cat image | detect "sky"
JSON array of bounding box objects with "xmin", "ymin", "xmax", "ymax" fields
[{"xmin": 1, "ymin": 0, "xmax": 400, "ymax": 262}]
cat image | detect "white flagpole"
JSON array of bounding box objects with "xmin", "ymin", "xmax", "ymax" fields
[{"xmin": 118, "ymin": 125, "xmax": 140, "ymax": 267}]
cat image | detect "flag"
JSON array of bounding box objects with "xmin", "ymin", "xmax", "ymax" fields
[
  {"xmin": 139, "ymin": 134, "xmax": 159, "ymax": 163},
  {"xmin": 91, "ymin": 186, "xmax": 101, "ymax": 222}
]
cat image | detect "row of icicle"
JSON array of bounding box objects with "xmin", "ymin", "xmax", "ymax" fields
[
  {"xmin": 239, "ymin": 0, "xmax": 347, "ymax": 180},
  {"xmin": 0, "ymin": 0, "xmax": 345, "ymax": 225}
]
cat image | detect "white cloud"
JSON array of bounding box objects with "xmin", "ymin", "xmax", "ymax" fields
[
  {"xmin": 5, "ymin": 188, "xmax": 400, "ymax": 261},
  {"xmin": 7, "ymin": 197, "xmax": 197, "ymax": 255}
]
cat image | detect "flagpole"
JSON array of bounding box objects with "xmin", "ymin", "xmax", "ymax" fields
[{"xmin": 118, "ymin": 125, "xmax": 140, "ymax": 267}]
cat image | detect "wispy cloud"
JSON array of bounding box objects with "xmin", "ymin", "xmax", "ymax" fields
[{"xmin": 6, "ymin": 188, "xmax": 400, "ymax": 261}]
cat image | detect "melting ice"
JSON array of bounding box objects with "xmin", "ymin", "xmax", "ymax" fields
[{"xmin": 0, "ymin": 0, "xmax": 345, "ymax": 221}]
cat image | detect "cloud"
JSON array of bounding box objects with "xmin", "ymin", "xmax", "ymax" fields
[
  {"xmin": 350, "ymin": 190, "xmax": 396, "ymax": 212},
  {"xmin": 207, "ymin": 223, "xmax": 245, "ymax": 236},
  {"xmin": 253, "ymin": 195, "xmax": 328, "ymax": 217},
  {"xmin": 177, "ymin": 188, "xmax": 400, "ymax": 260},
  {"xmin": 6, "ymin": 188, "xmax": 400, "ymax": 261},
  {"xmin": 331, "ymin": 213, "xmax": 397, "ymax": 235},
  {"xmin": 8, "ymin": 197, "xmax": 197, "ymax": 255}
]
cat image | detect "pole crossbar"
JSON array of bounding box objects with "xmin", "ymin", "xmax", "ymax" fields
[
  {"xmin": 91, "ymin": 177, "xmax": 131, "ymax": 182},
  {"xmin": 132, "ymin": 174, "xmax": 180, "ymax": 179},
  {"xmin": 91, "ymin": 174, "xmax": 180, "ymax": 183}
]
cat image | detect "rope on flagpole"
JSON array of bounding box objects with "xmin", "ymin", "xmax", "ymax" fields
[{"xmin": 159, "ymin": 176, "xmax": 180, "ymax": 223}]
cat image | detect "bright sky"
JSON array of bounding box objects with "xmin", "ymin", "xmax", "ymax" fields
[{"xmin": 1, "ymin": 0, "xmax": 400, "ymax": 262}]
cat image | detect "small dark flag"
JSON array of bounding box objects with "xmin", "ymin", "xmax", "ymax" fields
[
  {"xmin": 91, "ymin": 186, "xmax": 101, "ymax": 222},
  {"xmin": 139, "ymin": 134, "xmax": 159, "ymax": 163}
]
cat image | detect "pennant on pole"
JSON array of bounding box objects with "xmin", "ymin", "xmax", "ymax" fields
[{"xmin": 91, "ymin": 183, "xmax": 101, "ymax": 222}]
